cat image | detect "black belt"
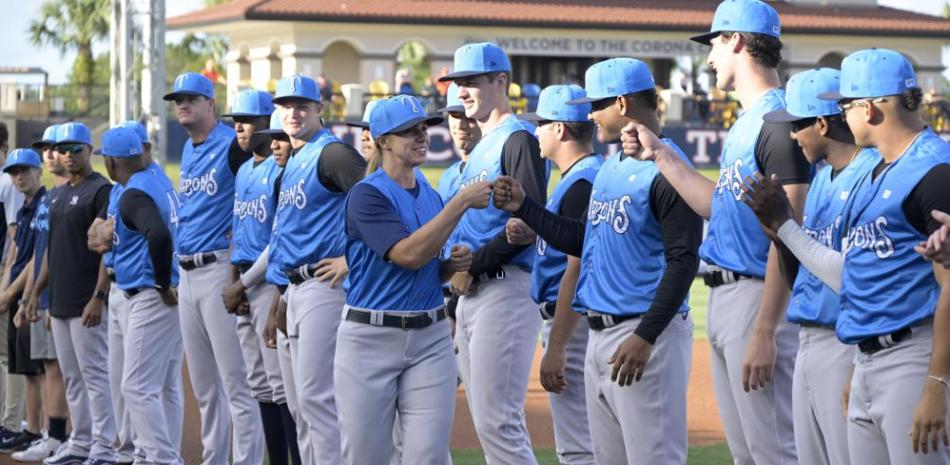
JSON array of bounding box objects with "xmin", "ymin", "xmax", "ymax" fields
[
  {"xmin": 236, "ymin": 263, "xmax": 253, "ymax": 274},
  {"xmin": 344, "ymin": 308, "xmax": 446, "ymax": 330},
  {"xmin": 106, "ymin": 268, "xmax": 116, "ymax": 282},
  {"xmin": 475, "ymin": 267, "xmax": 506, "ymax": 282},
  {"xmin": 858, "ymin": 327, "xmax": 912, "ymax": 355},
  {"xmin": 179, "ymin": 253, "xmax": 218, "ymax": 271},
  {"xmin": 539, "ymin": 301, "xmax": 556, "ymax": 320},
  {"xmin": 703, "ymin": 269, "xmax": 756, "ymax": 288},
  {"xmin": 587, "ymin": 312, "xmax": 639, "ymax": 331},
  {"xmin": 285, "ymin": 265, "xmax": 317, "ymax": 285},
  {"xmin": 123, "ymin": 287, "xmax": 150, "ymax": 299}
]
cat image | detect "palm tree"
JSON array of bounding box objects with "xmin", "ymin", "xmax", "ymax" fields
[{"xmin": 29, "ymin": 0, "xmax": 109, "ymax": 112}]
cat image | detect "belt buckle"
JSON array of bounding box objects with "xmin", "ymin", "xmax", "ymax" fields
[
  {"xmin": 495, "ymin": 268, "xmax": 505, "ymax": 280},
  {"xmin": 400, "ymin": 315, "xmax": 409, "ymax": 330}
]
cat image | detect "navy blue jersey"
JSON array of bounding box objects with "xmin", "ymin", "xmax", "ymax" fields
[
  {"xmin": 231, "ymin": 156, "xmax": 280, "ymax": 265},
  {"xmin": 11, "ymin": 187, "xmax": 46, "ymax": 280},
  {"xmin": 177, "ymin": 122, "xmax": 237, "ymax": 255},
  {"xmin": 103, "ymin": 183, "xmax": 123, "ymax": 269},
  {"xmin": 113, "ymin": 170, "xmax": 180, "ymax": 290},
  {"xmin": 30, "ymin": 189, "xmax": 52, "ymax": 310}
]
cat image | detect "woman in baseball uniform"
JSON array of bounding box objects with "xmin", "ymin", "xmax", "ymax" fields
[{"xmin": 334, "ymin": 95, "xmax": 491, "ymax": 465}]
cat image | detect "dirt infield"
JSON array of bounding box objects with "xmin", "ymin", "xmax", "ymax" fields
[{"xmin": 0, "ymin": 341, "xmax": 723, "ymax": 465}]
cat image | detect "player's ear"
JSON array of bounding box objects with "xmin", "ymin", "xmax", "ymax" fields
[
  {"xmin": 816, "ymin": 117, "xmax": 830, "ymax": 137},
  {"xmin": 617, "ymin": 95, "xmax": 627, "ymax": 117}
]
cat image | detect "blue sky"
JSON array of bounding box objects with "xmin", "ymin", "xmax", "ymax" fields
[{"xmin": 2, "ymin": 0, "xmax": 947, "ymax": 84}]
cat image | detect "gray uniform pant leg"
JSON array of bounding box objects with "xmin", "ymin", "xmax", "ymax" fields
[
  {"xmin": 278, "ymin": 328, "xmax": 312, "ymax": 465},
  {"xmin": 178, "ymin": 261, "xmax": 264, "ymax": 465},
  {"xmin": 793, "ymin": 326, "xmax": 853, "ymax": 465},
  {"xmin": 707, "ymin": 279, "xmax": 798, "ymax": 465},
  {"xmin": 109, "ymin": 285, "xmax": 137, "ymax": 463},
  {"xmin": 454, "ymin": 267, "xmax": 542, "ymax": 465},
  {"xmin": 237, "ymin": 282, "xmax": 285, "ymax": 404},
  {"xmin": 541, "ymin": 318, "xmax": 594, "ymax": 465}
]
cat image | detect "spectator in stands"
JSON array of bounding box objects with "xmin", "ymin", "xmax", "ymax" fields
[
  {"xmin": 317, "ymin": 74, "xmax": 334, "ymax": 102},
  {"xmin": 201, "ymin": 59, "xmax": 226, "ymax": 85},
  {"xmin": 435, "ymin": 66, "xmax": 450, "ymax": 96},
  {"xmin": 420, "ymin": 77, "xmax": 439, "ymax": 111},
  {"xmin": 395, "ymin": 68, "xmax": 414, "ymax": 95}
]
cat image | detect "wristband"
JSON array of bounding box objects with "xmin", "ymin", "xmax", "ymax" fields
[
  {"xmin": 928, "ymin": 375, "xmax": 949, "ymax": 389},
  {"xmin": 93, "ymin": 289, "xmax": 108, "ymax": 301}
]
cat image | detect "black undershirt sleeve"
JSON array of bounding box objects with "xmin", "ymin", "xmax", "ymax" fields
[
  {"xmin": 93, "ymin": 184, "xmax": 113, "ymax": 218},
  {"xmin": 634, "ymin": 175, "xmax": 702, "ymax": 345},
  {"xmin": 118, "ymin": 188, "xmax": 173, "ymax": 287},
  {"xmin": 469, "ymin": 131, "xmax": 547, "ymax": 275},
  {"xmin": 904, "ymin": 164, "xmax": 950, "ymax": 236},
  {"xmin": 317, "ymin": 143, "xmax": 368, "ymax": 193},
  {"xmin": 228, "ymin": 139, "xmax": 252, "ymax": 177},
  {"xmin": 514, "ymin": 197, "xmax": 586, "ymax": 258},
  {"xmin": 557, "ymin": 180, "xmax": 592, "ymax": 225},
  {"xmin": 755, "ymin": 121, "xmax": 812, "ymax": 185}
]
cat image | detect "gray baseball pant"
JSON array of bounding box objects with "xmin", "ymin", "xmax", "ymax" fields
[
  {"xmin": 335, "ymin": 311, "xmax": 456, "ymax": 465},
  {"xmin": 455, "ymin": 267, "xmax": 542, "ymax": 465},
  {"xmin": 541, "ymin": 318, "xmax": 594, "ymax": 465},
  {"xmin": 793, "ymin": 326, "xmax": 853, "ymax": 465},
  {"xmin": 51, "ymin": 314, "xmax": 117, "ymax": 461},
  {"xmin": 277, "ymin": 328, "xmax": 313, "ymax": 465},
  {"xmin": 707, "ymin": 278, "xmax": 798, "ymax": 465},
  {"xmin": 237, "ymin": 282, "xmax": 285, "ymax": 404},
  {"xmin": 584, "ymin": 314, "xmax": 692, "ymax": 465},
  {"xmin": 108, "ymin": 284, "xmax": 136, "ymax": 463},
  {"xmin": 847, "ymin": 322, "xmax": 950, "ymax": 465},
  {"xmin": 285, "ymin": 278, "xmax": 345, "ymax": 465},
  {"xmin": 178, "ymin": 258, "xmax": 264, "ymax": 465}
]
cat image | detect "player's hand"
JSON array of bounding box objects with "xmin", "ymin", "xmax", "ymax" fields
[
  {"xmin": 23, "ymin": 297, "xmax": 39, "ymax": 323},
  {"xmin": 222, "ymin": 279, "xmax": 248, "ymax": 314},
  {"xmin": 448, "ymin": 245, "xmax": 472, "ymax": 273},
  {"xmin": 610, "ymin": 333, "xmax": 653, "ymax": 386},
  {"xmin": 314, "ymin": 256, "xmax": 348, "ymax": 289},
  {"xmin": 620, "ymin": 122, "xmax": 671, "ymax": 162},
  {"xmin": 505, "ymin": 218, "xmax": 536, "ymax": 246},
  {"xmin": 459, "ymin": 180, "xmax": 492, "ymax": 210},
  {"xmin": 80, "ymin": 296, "xmax": 105, "ymax": 327},
  {"xmin": 275, "ymin": 299, "xmax": 288, "ymax": 337},
  {"xmin": 492, "ymin": 176, "xmax": 526, "ymax": 212},
  {"xmin": 263, "ymin": 299, "xmax": 278, "ymax": 349},
  {"xmin": 742, "ymin": 331, "xmax": 776, "ymax": 392},
  {"xmin": 159, "ymin": 286, "xmax": 178, "ymax": 307},
  {"xmin": 910, "ymin": 377, "xmax": 950, "ymax": 454},
  {"xmin": 449, "ymin": 271, "xmax": 475, "ymax": 296},
  {"xmin": 13, "ymin": 305, "xmax": 26, "ymax": 329},
  {"xmin": 741, "ymin": 173, "xmax": 794, "ymax": 237},
  {"xmin": 916, "ymin": 211, "xmax": 950, "ymax": 268},
  {"xmin": 540, "ymin": 343, "xmax": 568, "ymax": 394}
]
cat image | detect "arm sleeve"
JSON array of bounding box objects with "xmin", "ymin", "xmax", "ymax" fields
[
  {"xmin": 633, "ymin": 175, "xmax": 703, "ymax": 344},
  {"xmin": 239, "ymin": 246, "xmax": 269, "ymax": 288},
  {"xmin": 777, "ymin": 220, "xmax": 843, "ymax": 292},
  {"xmin": 469, "ymin": 131, "xmax": 548, "ymax": 274},
  {"xmin": 755, "ymin": 122, "xmax": 812, "ymax": 185},
  {"xmin": 1, "ymin": 180, "xmax": 24, "ymax": 226},
  {"xmin": 904, "ymin": 164, "xmax": 950, "ymax": 236},
  {"xmin": 93, "ymin": 184, "xmax": 113, "ymax": 218},
  {"xmin": 318, "ymin": 143, "xmax": 368, "ymax": 193},
  {"xmin": 557, "ymin": 180, "xmax": 592, "ymax": 221},
  {"xmin": 228, "ymin": 139, "xmax": 252, "ymax": 176},
  {"xmin": 118, "ymin": 189, "xmax": 173, "ymax": 287},
  {"xmin": 345, "ymin": 183, "xmax": 410, "ymax": 259}
]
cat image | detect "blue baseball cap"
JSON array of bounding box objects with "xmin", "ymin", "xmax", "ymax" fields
[
  {"xmin": 54, "ymin": 122, "xmax": 92, "ymax": 146},
  {"xmin": 818, "ymin": 48, "xmax": 918, "ymax": 101},
  {"xmin": 691, "ymin": 0, "xmax": 781, "ymax": 45},
  {"xmin": 3, "ymin": 149, "xmax": 42, "ymax": 173},
  {"xmin": 116, "ymin": 121, "xmax": 149, "ymax": 145},
  {"xmin": 369, "ymin": 95, "xmax": 444, "ymax": 140},
  {"xmin": 346, "ymin": 100, "xmax": 379, "ymax": 129},
  {"xmin": 521, "ymin": 85, "xmax": 590, "ymax": 122},
  {"xmin": 223, "ymin": 89, "xmax": 275, "ymax": 118},
  {"xmin": 95, "ymin": 127, "xmax": 144, "ymax": 158},
  {"xmin": 568, "ymin": 58, "xmax": 655, "ymax": 105},
  {"xmin": 439, "ymin": 43, "xmax": 511, "ymax": 82},
  {"xmin": 438, "ymin": 82, "xmax": 465, "ymax": 114},
  {"xmin": 163, "ymin": 72, "xmax": 214, "ymax": 101},
  {"xmin": 31, "ymin": 124, "xmax": 60, "ymax": 150},
  {"xmin": 273, "ymin": 75, "xmax": 320, "ymax": 104},
  {"xmin": 256, "ymin": 111, "xmax": 286, "ymax": 136},
  {"xmin": 764, "ymin": 68, "xmax": 840, "ymax": 123}
]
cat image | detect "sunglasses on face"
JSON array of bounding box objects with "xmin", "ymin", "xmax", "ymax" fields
[
  {"xmin": 838, "ymin": 97, "xmax": 887, "ymax": 119},
  {"xmin": 55, "ymin": 144, "xmax": 86, "ymax": 154},
  {"xmin": 790, "ymin": 117, "xmax": 818, "ymax": 133}
]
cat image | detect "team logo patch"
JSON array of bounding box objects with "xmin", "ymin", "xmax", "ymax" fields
[
  {"xmin": 627, "ymin": 174, "xmax": 637, "ymax": 182},
  {"xmin": 839, "ymin": 191, "xmax": 850, "ymax": 200},
  {"xmin": 70, "ymin": 195, "xmax": 78, "ymax": 205},
  {"xmin": 882, "ymin": 189, "xmax": 892, "ymax": 199}
]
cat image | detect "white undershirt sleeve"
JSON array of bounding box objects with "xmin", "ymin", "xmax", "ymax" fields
[
  {"xmin": 777, "ymin": 219, "xmax": 844, "ymax": 293},
  {"xmin": 239, "ymin": 245, "xmax": 269, "ymax": 288}
]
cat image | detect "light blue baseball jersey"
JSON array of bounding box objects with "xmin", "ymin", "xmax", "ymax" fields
[
  {"xmin": 177, "ymin": 123, "xmax": 237, "ymax": 255},
  {"xmin": 113, "ymin": 169, "xmax": 181, "ymax": 289},
  {"xmin": 231, "ymin": 156, "xmax": 281, "ymax": 265}
]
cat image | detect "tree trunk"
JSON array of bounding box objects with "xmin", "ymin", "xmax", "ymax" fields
[{"xmin": 75, "ymin": 42, "xmax": 94, "ymax": 113}]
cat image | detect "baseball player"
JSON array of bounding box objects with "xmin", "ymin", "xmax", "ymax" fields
[
  {"xmin": 98, "ymin": 126, "xmax": 183, "ymax": 465},
  {"xmin": 495, "ymin": 58, "xmax": 703, "ymax": 465},
  {"xmin": 741, "ymin": 48, "xmax": 950, "ymax": 465},
  {"xmin": 438, "ymin": 42, "xmax": 548, "ymax": 465},
  {"xmin": 0, "ymin": 149, "xmax": 47, "ymax": 453},
  {"xmin": 436, "ymin": 82, "xmax": 481, "ymax": 204},
  {"xmin": 511, "ymin": 84, "xmax": 599, "ymax": 465},
  {"xmin": 759, "ymin": 67, "xmax": 879, "ymax": 465},
  {"xmin": 216, "ymin": 89, "xmax": 295, "ymax": 465},
  {"xmin": 165, "ymin": 72, "xmax": 264, "ymax": 465},
  {"xmin": 620, "ymin": 2, "xmax": 811, "ymax": 463},
  {"xmin": 270, "ymin": 75, "xmax": 366, "ymax": 465},
  {"xmin": 25, "ymin": 122, "xmax": 117, "ymax": 465},
  {"xmin": 345, "ymin": 100, "xmax": 377, "ymax": 158},
  {"xmin": 335, "ymin": 95, "xmax": 489, "ymax": 465}
]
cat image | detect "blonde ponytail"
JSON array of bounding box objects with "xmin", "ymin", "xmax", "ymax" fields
[{"xmin": 364, "ymin": 138, "xmax": 384, "ymax": 176}]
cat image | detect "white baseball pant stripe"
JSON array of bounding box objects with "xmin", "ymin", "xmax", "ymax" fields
[
  {"xmin": 541, "ymin": 317, "xmax": 594, "ymax": 465},
  {"xmin": 793, "ymin": 326, "xmax": 853, "ymax": 465},
  {"xmin": 286, "ymin": 278, "xmax": 345, "ymax": 465},
  {"xmin": 178, "ymin": 260, "xmax": 264, "ymax": 465},
  {"xmin": 122, "ymin": 289, "xmax": 184, "ymax": 465},
  {"xmin": 278, "ymin": 329, "xmax": 313, "ymax": 465},
  {"xmin": 455, "ymin": 267, "xmax": 542, "ymax": 465},
  {"xmin": 585, "ymin": 314, "xmax": 692, "ymax": 465},
  {"xmin": 109, "ymin": 285, "xmax": 136, "ymax": 463},
  {"xmin": 51, "ymin": 314, "xmax": 117, "ymax": 461},
  {"xmin": 237, "ymin": 282, "xmax": 285, "ymax": 404},
  {"xmin": 847, "ymin": 322, "xmax": 950, "ymax": 465},
  {"xmin": 707, "ymin": 278, "xmax": 798, "ymax": 465},
  {"xmin": 335, "ymin": 314, "xmax": 456, "ymax": 465}
]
